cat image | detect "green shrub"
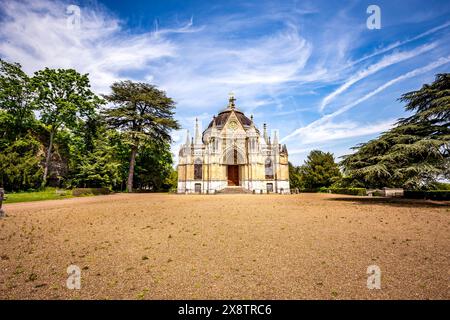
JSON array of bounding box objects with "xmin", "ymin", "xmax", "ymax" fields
[
  {"xmin": 298, "ymin": 187, "xmax": 367, "ymax": 196},
  {"xmin": 373, "ymin": 190, "xmax": 384, "ymax": 197},
  {"xmin": 404, "ymin": 190, "xmax": 450, "ymax": 200},
  {"xmin": 299, "ymin": 188, "xmax": 321, "ymax": 193},
  {"xmin": 326, "ymin": 188, "xmax": 367, "ymax": 196},
  {"xmin": 432, "ymin": 183, "xmax": 450, "ymax": 191},
  {"xmin": 72, "ymin": 188, "xmax": 111, "ymax": 197}
]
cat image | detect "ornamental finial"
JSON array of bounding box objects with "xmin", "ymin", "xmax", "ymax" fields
[{"xmin": 228, "ymin": 92, "xmax": 236, "ymax": 109}]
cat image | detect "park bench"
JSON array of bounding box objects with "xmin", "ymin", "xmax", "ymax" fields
[{"xmin": 0, "ymin": 188, "xmax": 6, "ymax": 217}]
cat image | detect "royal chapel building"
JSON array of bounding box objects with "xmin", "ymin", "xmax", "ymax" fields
[{"xmin": 177, "ymin": 94, "xmax": 290, "ymax": 194}]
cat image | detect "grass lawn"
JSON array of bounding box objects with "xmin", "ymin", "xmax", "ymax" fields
[{"xmin": 3, "ymin": 188, "xmax": 73, "ymax": 204}]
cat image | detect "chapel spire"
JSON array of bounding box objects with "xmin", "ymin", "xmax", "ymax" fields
[
  {"xmin": 185, "ymin": 129, "xmax": 190, "ymax": 146},
  {"xmin": 263, "ymin": 123, "xmax": 268, "ymax": 143},
  {"xmin": 194, "ymin": 118, "xmax": 202, "ymax": 144}
]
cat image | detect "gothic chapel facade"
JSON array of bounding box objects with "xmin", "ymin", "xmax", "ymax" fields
[{"xmin": 177, "ymin": 95, "xmax": 290, "ymax": 194}]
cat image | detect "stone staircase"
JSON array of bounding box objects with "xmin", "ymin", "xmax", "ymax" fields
[{"xmin": 216, "ymin": 186, "xmax": 252, "ymax": 194}]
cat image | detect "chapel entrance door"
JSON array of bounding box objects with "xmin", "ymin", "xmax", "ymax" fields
[{"xmin": 227, "ymin": 165, "xmax": 239, "ymax": 186}]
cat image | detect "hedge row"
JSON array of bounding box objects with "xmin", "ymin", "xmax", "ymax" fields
[
  {"xmin": 297, "ymin": 187, "xmax": 367, "ymax": 196},
  {"xmin": 296, "ymin": 188, "xmax": 320, "ymax": 193},
  {"xmin": 404, "ymin": 190, "xmax": 450, "ymax": 201},
  {"xmin": 72, "ymin": 188, "xmax": 111, "ymax": 197},
  {"xmin": 325, "ymin": 188, "xmax": 367, "ymax": 196}
]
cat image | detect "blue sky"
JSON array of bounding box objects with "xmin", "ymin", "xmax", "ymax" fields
[{"xmin": 1, "ymin": 0, "xmax": 449, "ymax": 165}]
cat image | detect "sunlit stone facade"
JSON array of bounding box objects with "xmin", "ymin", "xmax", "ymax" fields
[{"xmin": 177, "ymin": 95, "xmax": 289, "ymax": 194}]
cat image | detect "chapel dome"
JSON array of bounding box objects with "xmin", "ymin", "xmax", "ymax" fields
[
  {"xmin": 206, "ymin": 94, "xmax": 253, "ymax": 129},
  {"xmin": 206, "ymin": 109, "xmax": 253, "ymax": 129}
]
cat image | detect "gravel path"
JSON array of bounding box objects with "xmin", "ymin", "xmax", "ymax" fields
[{"xmin": 1, "ymin": 193, "xmax": 449, "ymax": 299}]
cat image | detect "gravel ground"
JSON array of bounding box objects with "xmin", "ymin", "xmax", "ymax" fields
[{"xmin": 0, "ymin": 193, "xmax": 449, "ymax": 300}]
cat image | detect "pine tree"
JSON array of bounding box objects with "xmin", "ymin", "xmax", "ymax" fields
[
  {"xmin": 341, "ymin": 74, "xmax": 450, "ymax": 189},
  {"xmin": 103, "ymin": 81, "xmax": 180, "ymax": 192},
  {"xmin": 301, "ymin": 150, "xmax": 342, "ymax": 189}
]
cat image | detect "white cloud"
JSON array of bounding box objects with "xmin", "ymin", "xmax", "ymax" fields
[
  {"xmin": 282, "ymin": 56, "xmax": 450, "ymax": 143},
  {"xmin": 153, "ymin": 23, "xmax": 314, "ymax": 114},
  {"xmin": 349, "ymin": 21, "xmax": 450, "ymax": 66},
  {"xmin": 319, "ymin": 43, "xmax": 437, "ymax": 111},
  {"xmin": 0, "ymin": 0, "xmax": 181, "ymax": 93},
  {"xmin": 292, "ymin": 119, "xmax": 395, "ymax": 146},
  {"xmin": 0, "ymin": 0, "xmax": 333, "ymax": 115}
]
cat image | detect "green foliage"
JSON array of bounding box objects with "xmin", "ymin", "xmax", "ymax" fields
[
  {"xmin": 103, "ymin": 81, "xmax": 180, "ymax": 192},
  {"xmin": 300, "ymin": 150, "xmax": 342, "ymax": 189},
  {"xmin": 288, "ymin": 151, "xmax": 342, "ymax": 190},
  {"xmin": 31, "ymin": 68, "xmax": 101, "ymax": 130},
  {"xmin": 134, "ymin": 140, "xmax": 175, "ymax": 191},
  {"xmin": 71, "ymin": 134, "xmax": 121, "ymax": 188},
  {"xmin": 404, "ymin": 190, "xmax": 450, "ymax": 200},
  {"xmin": 432, "ymin": 182, "xmax": 450, "ymax": 190},
  {"xmin": 289, "ymin": 161, "xmax": 304, "ymax": 189},
  {"xmin": 0, "ymin": 60, "xmax": 178, "ymax": 194},
  {"xmin": 103, "ymin": 81, "xmax": 179, "ymax": 143},
  {"xmin": 31, "ymin": 67, "xmax": 104, "ymax": 186},
  {"xmin": 342, "ymin": 74, "xmax": 450, "ymax": 189},
  {"xmin": 297, "ymin": 188, "xmax": 322, "ymax": 193},
  {"xmin": 164, "ymin": 169, "xmax": 178, "ymax": 192},
  {"xmin": 296, "ymin": 187, "xmax": 366, "ymax": 196},
  {"xmin": 0, "ymin": 59, "xmax": 36, "ymax": 140},
  {"xmin": 0, "ymin": 134, "xmax": 43, "ymax": 191},
  {"xmin": 72, "ymin": 188, "xmax": 111, "ymax": 197},
  {"xmin": 326, "ymin": 187, "xmax": 367, "ymax": 196}
]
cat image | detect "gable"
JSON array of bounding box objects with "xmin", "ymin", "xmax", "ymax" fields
[{"xmin": 222, "ymin": 111, "xmax": 246, "ymax": 136}]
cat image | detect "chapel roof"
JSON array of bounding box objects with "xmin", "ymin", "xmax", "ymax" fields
[
  {"xmin": 206, "ymin": 109, "xmax": 253, "ymax": 129},
  {"xmin": 206, "ymin": 94, "xmax": 253, "ymax": 129}
]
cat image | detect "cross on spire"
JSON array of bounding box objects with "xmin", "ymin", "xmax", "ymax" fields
[{"xmin": 228, "ymin": 92, "xmax": 236, "ymax": 109}]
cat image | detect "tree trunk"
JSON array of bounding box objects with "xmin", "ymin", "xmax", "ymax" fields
[
  {"xmin": 42, "ymin": 130, "xmax": 54, "ymax": 187},
  {"xmin": 127, "ymin": 145, "xmax": 138, "ymax": 193}
]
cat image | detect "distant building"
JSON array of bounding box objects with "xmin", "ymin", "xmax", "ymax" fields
[{"xmin": 177, "ymin": 94, "xmax": 290, "ymax": 194}]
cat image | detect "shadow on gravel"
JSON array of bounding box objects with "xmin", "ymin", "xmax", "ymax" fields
[{"xmin": 327, "ymin": 196, "xmax": 450, "ymax": 208}]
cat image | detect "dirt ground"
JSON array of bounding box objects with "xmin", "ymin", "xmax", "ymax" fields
[{"xmin": 0, "ymin": 193, "xmax": 449, "ymax": 300}]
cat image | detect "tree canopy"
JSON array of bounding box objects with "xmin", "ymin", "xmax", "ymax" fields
[
  {"xmin": 341, "ymin": 73, "xmax": 449, "ymax": 189},
  {"xmin": 289, "ymin": 151, "xmax": 341, "ymax": 190},
  {"xmin": 32, "ymin": 68, "xmax": 103, "ymax": 186},
  {"xmin": 103, "ymin": 81, "xmax": 180, "ymax": 192},
  {"xmin": 0, "ymin": 60, "xmax": 179, "ymax": 193},
  {"xmin": 300, "ymin": 150, "xmax": 342, "ymax": 189},
  {"xmin": 0, "ymin": 60, "xmax": 35, "ymax": 141}
]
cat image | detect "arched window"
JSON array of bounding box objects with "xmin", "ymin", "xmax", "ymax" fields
[
  {"xmin": 248, "ymin": 138, "xmax": 255, "ymax": 152},
  {"xmin": 194, "ymin": 159, "xmax": 202, "ymax": 180},
  {"xmin": 265, "ymin": 158, "xmax": 273, "ymax": 179}
]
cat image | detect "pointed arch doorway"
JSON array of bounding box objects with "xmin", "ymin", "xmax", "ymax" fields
[
  {"xmin": 227, "ymin": 165, "xmax": 239, "ymax": 186},
  {"xmin": 223, "ymin": 147, "xmax": 245, "ymax": 186}
]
